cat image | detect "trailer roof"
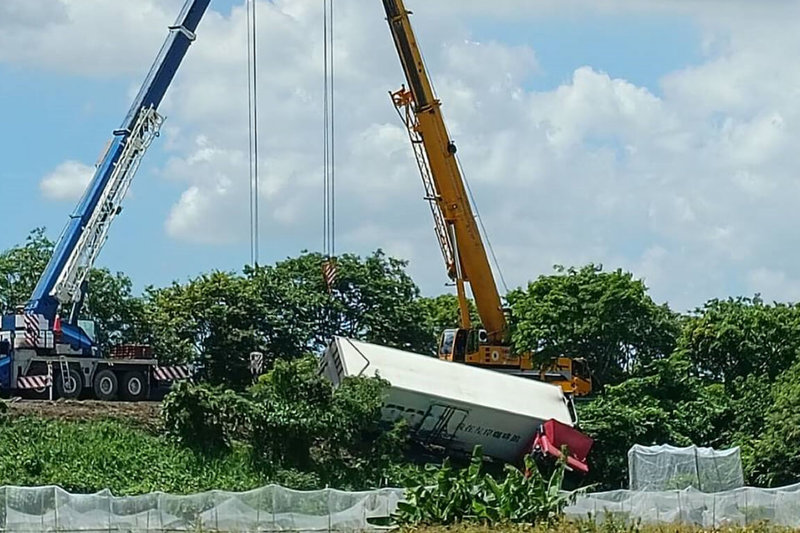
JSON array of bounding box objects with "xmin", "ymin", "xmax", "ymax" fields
[{"xmin": 329, "ymin": 337, "xmax": 574, "ymax": 426}]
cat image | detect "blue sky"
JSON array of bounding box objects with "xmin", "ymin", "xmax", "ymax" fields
[
  {"xmin": 472, "ymin": 13, "xmax": 701, "ymax": 95},
  {"xmin": 3, "ymin": 0, "xmax": 799, "ymax": 312},
  {"xmin": 1, "ymin": 4, "xmax": 698, "ymax": 288}
]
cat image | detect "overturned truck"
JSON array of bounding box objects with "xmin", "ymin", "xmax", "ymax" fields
[{"xmin": 320, "ymin": 337, "xmax": 593, "ymax": 473}]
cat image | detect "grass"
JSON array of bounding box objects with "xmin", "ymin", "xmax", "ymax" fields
[
  {"xmin": 408, "ymin": 522, "xmax": 796, "ymax": 533},
  {"xmin": 0, "ymin": 416, "xmax": 266, "ymax": 495}
]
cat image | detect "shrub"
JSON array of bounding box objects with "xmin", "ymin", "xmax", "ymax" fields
[
  {"xmin": 393, "ymin": 446, "xmax": 580, "ymax": 526},
  {"xmin": 161, "ymin": 381, "xmax": 254, "ymax": 452}
]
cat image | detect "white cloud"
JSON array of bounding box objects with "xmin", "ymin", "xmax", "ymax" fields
[
  {"xmin": 0, "ymin": 0, "xmax": 187, "ymax": 76},
  {"xmin": 9, "ymin": 0, "xmax": 800, "ymax": 311},
  {"xmin": 0, "ymin": 0, "xmax": 68, "ymax": 29},
  {"xmin": 39, "ymin": 160, "xmax": 93, "ymax": 201}
]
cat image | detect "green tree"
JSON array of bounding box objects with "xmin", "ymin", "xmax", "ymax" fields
[
  {"xmin": 577, "ymin": 356, "xmax": 733, "ymax": 489},
  {"xmin": 507, "ymin": 264, "xmax": 679, "ymax": 385},
  {"xmin": 0, "ymin": 228, "xmax": 54, "ymax": 313},
  {"xmin": 82, "ymin": 268, "xmax": 148, "ymax": 354},
  {"xmin": 250, "ymin": 250, "xmax": 430, "ymax": 355},
  {"xmin": 162, "ymin": 356, "xmax": 407, "ymax": 490},
  {"xmin": 145, "ymin": 250, "xmax": 431, "ymax": 389},
  {"xmin": 249, "ymin": 357, "xmax": 406, "ymax": 489},
  {"xmin": 144, "ymin": 271, "xmax": 262, "ymax": 388},
  {"xmin": 677, "ymin": 295, "xmax": 800, "ymax": 384},
  {"xmin": 747, "ymin": 360, "xmax": 800, "ymax": 487}
]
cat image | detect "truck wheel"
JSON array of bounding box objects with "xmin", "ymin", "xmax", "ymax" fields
[
  {"xmin": 121, "ymin": 370, "xmax": 148, "ymax": 402},
  {"xmin": 93, "ymin": 369, "xmax": 118, "ymax": 401},
  {"xmin": 55, "ymin": 367, "xmax": 83, "ymax": 399}
]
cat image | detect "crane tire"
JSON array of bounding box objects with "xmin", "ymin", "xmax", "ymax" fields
[
  {"xmin": 121, "ymin": 370, "xmax": 149, "ymax": 402},
  {"xmin": 93, "ymin": 369, "xmax": 118, "ymax": 401},
  {"xmin": 55, "ymin": 367, "xmax": 83, "ymax": 400}
]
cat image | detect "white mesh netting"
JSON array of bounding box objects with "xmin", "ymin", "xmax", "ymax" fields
[
  {"xmin": 564, "ymin": 483, "xmax": 800, "ymax": 528},
  {"xmin": 0, "ymin": 484, "xmax": 405, "ymax": 532},
  {"xmin": 628, "ymin": 444, "xmax": 744, "ymax": 492},
  {"xmin": 4, "ymin": 481, "xmax": 800, "ymax": 530},
  {"xmin": 562, "ymin": 442, "xmax": 782, "ymax": 527}
]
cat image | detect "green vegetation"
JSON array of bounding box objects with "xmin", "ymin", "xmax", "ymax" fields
[
  {"xmin": 408, "ymin": 523, "xmax": 797, "ymax": 533},
  {"xmin": 394, "ymin": 446, "xmax": 579, "ymax": 526},
  {"xmin": 162, "ymin": 356, "xmax": 409, "ymax": 490},
  {"xmin": 0, "ymin": 417, "xmax": 263, "ymax": 495},
  {"xmin": 0, "ymin": 357, "xmax": 409, "ymax": 494},
  {"xmin": 507, "ymin": 265, "xmax": 679, "ymax": 385},
  {"xmin": 4, "ymin": 227, "xmax": 800, "ymax": 505}
]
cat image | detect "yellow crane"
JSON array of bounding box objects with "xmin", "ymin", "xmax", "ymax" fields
[{"xmin": 380, "ymin": 0, "xmax": 593, "ymax": 397}]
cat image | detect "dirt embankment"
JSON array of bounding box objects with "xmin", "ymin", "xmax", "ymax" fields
[{"xmin": 3, "ymin": 400, "xmax": 163, "ymax": 431}]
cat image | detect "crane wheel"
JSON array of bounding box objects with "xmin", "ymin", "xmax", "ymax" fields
[
  {"xmin": 93, "ymin": 369, "xmax": 118, "ymax": 401},
  {"xmin": 55, "ymin": 367, "xmax": 83, "ymax": 399},
  {"xmin": 121, "ymin": 370, "xmax": 149, "ymax": 402}
]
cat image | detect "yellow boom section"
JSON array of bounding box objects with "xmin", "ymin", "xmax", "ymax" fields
[{"xmin": 381, "ymin": 0, "xmax": 508, "ymax": 343}]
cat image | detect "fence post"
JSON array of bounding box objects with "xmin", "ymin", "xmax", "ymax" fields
[
  {"xmin": 327, "ymin": 486, "xmax": 332, "ymax": 533},
  {"xmin": 712, "ymin": 493, "xmax": 716, "ymax": 528},
  {"xmin": 53, "ymin": 487, "xmax": 59, "ymax": 532}
]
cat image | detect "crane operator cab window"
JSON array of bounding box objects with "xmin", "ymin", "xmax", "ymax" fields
[
  {"xmin": 572, "ymin": 358, "xmax": 591, "ymax": 381},
  {"xmin": 453, "ymin": 329, "xmax": 467, "ymax": 362},
  {"xmin": 439, "ymin": 329, "xmax": 456, "ymax": 360},
  {"xmin": 438, "ymin": 329, "xmax": 469, "ymax": 362}
]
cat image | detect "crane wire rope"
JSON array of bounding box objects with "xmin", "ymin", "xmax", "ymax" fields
[
  {"xmin": 456, "ymin": 154, "xmax": 510, "ymax": 294},
  {"xmin": 247, "ymin": 0, "xmax": 260, "ymax": 267},
  {"xmin": 322, "ymin": 0, "xmax": 335, "ymax": 260},
  {"xmin": 417, "ymin": 41, "xmax": 510, "ymax": 295}
]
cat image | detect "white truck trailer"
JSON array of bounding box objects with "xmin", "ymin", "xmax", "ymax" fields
[{"xmin": 320, "ymin": 337, "xmax": 592, "ymax": 473}]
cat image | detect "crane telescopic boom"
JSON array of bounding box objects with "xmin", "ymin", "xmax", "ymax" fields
[
  {"xmin": 24, "ymin": 0, "xmax": 210, "ymax": 352},
  {"xmin": 381, "ymin": 0, "xmax": 593, "ymax": 396},
  {"xmin": 381, "ymin": 0, "xmax": 507, "ymax": 343}
]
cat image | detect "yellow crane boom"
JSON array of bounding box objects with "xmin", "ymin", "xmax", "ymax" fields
[
  {"xmin": 380, "ymin": 0, "xmax": 593, "ymax": 396},
  {"xmin": 382, "ymin": 0, "xmax": 506, "ymax": 342}
]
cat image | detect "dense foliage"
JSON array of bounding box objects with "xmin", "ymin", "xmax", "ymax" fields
[
  {"xmin": 507, "ymin": 265, "xmax": 680, "ymax": 386},
  {"xmin": 4, "ymin": 228, "xmax": 800, "ymax": 494},
  {"xmin": 0, "ymin": 417, "xmax": 263, "ymax": 495},
  {"xmin": 0, "ymin": 228, "xmax": 52, "ymax": 314},
  {"xmin": 143, "ymin": 250, "xmax": 436, "ymax": 389},
  {"xmin": 394, "ymin": 446, "xmax": 578, "ymax": 526},
  {"xmin": 162, "ymin": 356, "xmax": 408, "ymax": 490}
]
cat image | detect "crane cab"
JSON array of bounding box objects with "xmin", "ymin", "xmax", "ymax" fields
[
  {"xmin": 438, "ymin": 328, "xmax": 530, "ymax": 369},
  {"xmin": 438, "ymin": 329, "xmax": 593, "ymax": 397}
]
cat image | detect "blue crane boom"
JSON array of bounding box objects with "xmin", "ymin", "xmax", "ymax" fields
[{"xmin": 25, "ymin": 0, "xmax": 210, "ymax": 352}]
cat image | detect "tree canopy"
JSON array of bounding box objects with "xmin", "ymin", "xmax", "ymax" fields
[
  {"xmin": 507, "ymin": 264, "xmax": 680, "ymax": 386},
  {"xmin": 0, "ymin": 228, "xmax": 53, "ymax": 314}
]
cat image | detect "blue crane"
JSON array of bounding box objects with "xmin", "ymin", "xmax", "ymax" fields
[
  {"xmin": 0, "ymin": 0, "xmax": 210, "ymax": 400},
  {"xmin": 26, "ymin": 0, "xmax": 211, "ymax": 353}
]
